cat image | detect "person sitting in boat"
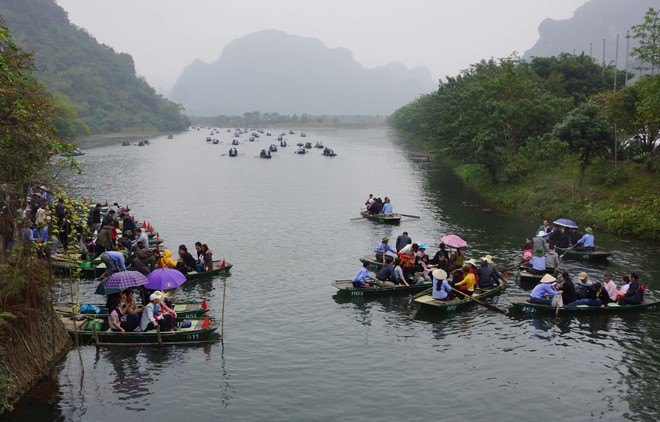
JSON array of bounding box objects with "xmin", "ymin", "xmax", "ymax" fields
[
  {"xmin": 374, "ymin": 237, "xmax": 397, "ymax": 262},
  {"xmin": 477, "ymin": 257, "xmax": 501, "ymax": 288},
  {"xmin": 545, "ymin": 245, "xmax": 561, "ymax": 271},
  {"xmin": 547, "ymin": 225, "xmax": 561, "ymax": 247},
  {"xmin": 140, "ymin": 293, "xmax": 174, "ymax": 332},
  {"xmin": 573, "ymin": 272, "xmax": 597, "ymax": 305},
  {"xmin": 431, "ymin": 252, "xmax": 451, "ymax": 274},
  {"xmin": 108, "ymin": 297, "xmax": 129, "ymax": 333},
  {"xmin": 393, "ymin": 257, "xmax": 410, "ymax": 287},
  {"xmin": 365, "ymin": 194, "xmax": 374, "ymax": 210},
  {"xmin": 431, "ymin": 269, "xmax": 454, "ymax": 301},
  {"xmin": 591, "ymin": 282, "xmax": 612, "ymax": 308},
  {"xmin": 133, "ymin": 241, "xmax": 158, "ymax": 275},
  {"xmin": 430, "ymin": 243, "xmax": 450, "ymax": 264},
  {"xmin": 99, "ymin": 250, "xmax": 126, "ymax": 279},
  {"xmin": 619, "ymin": 273, "xmax": 644, "ymax": 306},
  {"xmin": 131, "ymin": 227, "xmax": 149, "ymax": 251},
  {"xmin": 176, "ymin": 244, "xmax": 197, "ymax": 274},
  {"xmin": 533, "ymin": 231, "xmax": 550, "ymax": 255},
  {"xmin": 159, "ymin": 249, "xmax": 178, "ymax": 269},
  {"xmin": 615, "ymin": 276, "xmax": 631, "ymax": 302},
  {"xmin": 603, "ymin": 274, "xmax": 617, "ymax": 302},
  {"xmin": 523, "ymin": 249, "xmax": 547, "ymax": 274},
  {"xmin": 528, "ymin": 273, "xmax": 561, "ymax": 305},
  {"xmin": 152, "ymin": 290, "xmax": 177, "ymax": 325},
  {"xmin": 369, "ymin": 198, "xmax": 383, "ymax": 215},
  {"xmin": 464, "ymin": 258, "xmax": 479, "ymax": 286},
  {"xmin": 556, "ymin": 228, "xmax": 571, "ymax": 248},
  {"xmin": 449, "ymin": 247, "xmax": 464, "ymax": 268},
  {"xmin": 374, "ymin": 255, "xmax": 396, "ymax": 288},
  {"xmin": 398, "ymin": 243, "xmax": 418, "ymax": 279},
  {"xmin": 557, "ymin": 272, "xmax": 578, "ymax": 306},
  {"xmin": 352, "ymin": 261, "xmax": 374, "ymax": 288},
  {"xmin": 382, "ymin": 198, "xmax": 394, "ymax": 215},
  {"xmin": 121, "ymin": 290, "xmax": 142, "ymax": 331},
  {"xmin": 454, "ymin": 265, "xmax": 475, "ymax": 298},
  {"xmin": 574, "ymin": 227, "xmax": 595, "ymax": 251}
]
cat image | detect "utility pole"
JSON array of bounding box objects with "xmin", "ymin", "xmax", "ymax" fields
[
  {"xmin": 602, "ymin": 37, "xmax": 606, "ymax": 80},
  {"xmin": 624, "ymin": 30, "xmax": 630, "ymax": 85},
  {"xmin": 614, "ymin": 33, "xmax": 620, "ymax": 169}
]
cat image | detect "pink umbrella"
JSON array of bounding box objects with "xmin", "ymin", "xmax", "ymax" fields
[{"xmin": 440, "ymin": 234, "xmax": 467, "ymax": 248}]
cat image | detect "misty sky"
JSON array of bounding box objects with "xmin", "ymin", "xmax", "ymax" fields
[{"xmin": 55, "ymin": 0, "xmax": 588, "ymax": 94}]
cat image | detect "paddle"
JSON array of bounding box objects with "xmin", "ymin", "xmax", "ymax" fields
[
  {"xmin": 350, "ymin": 217, "xmax": 364, "ymax": 221},
  {"xmin": 560, "ymin": 244, "xmax": 577, "ymax": 259},
  {"xmin": 450, "ymin": 286, "xmax": 507, "ymax": 314},
  {"xmin": 413, "ymin": 287, "xmax": 432, "ymax": 299},
  {"xmin": 399, "ymin": 213, "xmax": 421, "ymax": 219}
]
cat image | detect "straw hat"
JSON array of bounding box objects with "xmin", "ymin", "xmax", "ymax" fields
[
  {"xmin": 382, "ymin": 237, "xmax": 389, "ymax": 242},
  {"xmin": 466, "ymin": 258, "xmax": 477, "ymax": 267},
  {"xmin": 432, "ymin": 269, "xmax": 448, "ymax": 280},
  {"xmin": 480, "ymin": 255, "xmax": 495, "ymax": 265},
  {"xmin": 539, "ymin": 273, "xmax": 557, "ymax": 283},
  {"xmin": 578, "ymin": 272, "xmax": 588, "ymax": 281},
  {"xmin": 585, "ymin": 227, "xmax": 593, "ymax": 234}
]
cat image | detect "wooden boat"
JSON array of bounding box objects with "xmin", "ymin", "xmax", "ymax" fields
[
  {"xmin": 280, "ymin": 140, "xmax": 287, "ymax": 147},
  {"xmin": 314, "ymin": 142, "xmax": 324, "ymax": 148},
  {"xmin": 508, "ymin": 295, "xmax": 660, "ymax": 314},
  {"xmin": 295, "ymin": 147, "xmax": 307, "ymax": 154},
  {"xmin": 322, "ymin": 149, "xmax": 337, "ymax": 156},
  {"xmin": 555, "ymin": 247, "xmax": 612, "ymax": 260},
  {"xmin": 518, "ymin": 267, "xmax": 557, "ymax": 285},
  {"xmin": 333, "ymin": 279, "xmax": 432, "ymax": 297},
  {"xmin": 184, "ymin": 260, "xmax": 233, "ymax": 280},
  {"xmin": 304, "ymin": 142, "xmax": 312, "ymax": 149},
  {"xmin": 228, "ymin": 148, "xmax": 238, "ymax": 157},
  {"xmin": 359, "ymin": 256, "xmax": 385, "ymax": 272},
  {"xmin": 60, "ymin": 315, "xmax": 220, "ymax": 346},
  {"xmin": 259, "ymin": 151, "xmax": 272, "ymax": 159},
  {"xmin": 51, "ymin": 258, "xmax": 107, "ymax": 279},
  {"xmin": 414, "ymin": 279, "xmax": 506, "ymax": 313},
  {"xmin": 360, "ymin": 209, "xmax": 401, "ymax": 224},
  {"xmin": 269, "ymin": 144, "xmax": 278, "ymax": 152},
  {"xmin": 54, "ymin": 302, "xmax": 209, "ymax": 319}
]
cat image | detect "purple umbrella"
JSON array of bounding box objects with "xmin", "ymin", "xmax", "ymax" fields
[
  {"xmin": 553, "ymin": 218, "xmax": 578, "ymax": 229},
  {"xmin": 440, "ymin": 234, "xmax": 468, "ymax": 248},
  {"xmin": 145, "ymin": 268, "xmax": 187, "ymax": 291},
  {"xmin": 103, "ymin": 270, "xmax": 149, "ymax": 291}
]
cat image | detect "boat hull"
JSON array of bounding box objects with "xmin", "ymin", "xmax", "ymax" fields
[
  {"xmin": 555, "ymin": 247, "xmax": 612, "ymax": 260},
  {"xmin": 360, "ymin": 210, "xmax": 401, "ymax": 224},
  {"xmin": 508, "ymin": 295, "xmax": 660, "ymax": 314},
  {"xmin": 414, "ymin": 280, "xmax": 506, "ymax": 312}
]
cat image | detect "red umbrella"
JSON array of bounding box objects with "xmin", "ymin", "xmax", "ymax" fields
[{"xmin": 440, "ymin": 234, "xmax": 467, "ymax": 248}]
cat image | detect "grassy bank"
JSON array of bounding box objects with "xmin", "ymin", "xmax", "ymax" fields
[{"xmin": 448, "ymin": 155, "xmax": 660, "ymax": 240}]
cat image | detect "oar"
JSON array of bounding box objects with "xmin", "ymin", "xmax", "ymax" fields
[
  {"xmin": 413, "ymin": 287, "xmax": 432, "ymax": 299},
  {"xmin": 560, "ymin": 245, "xmax": 577, "ymax": 259},
  {"xmin": 350, "ymin": 217, "xmax": 364, "ymax": 221},
  {"xmin": 450, "ymin": 286, "xmax": 507, "ymax": 314},
  {"xmin": 399, "ymin": 213, "xmax": 421, "ymax": 219}
]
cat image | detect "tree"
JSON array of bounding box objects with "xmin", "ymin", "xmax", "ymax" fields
[
  {"xmin": 629, "ymin": 8, "xmax": 660, "ymax": 74},
  {"xmin": 552, "ymin": 103, "xmax": 612, "ymax": 185}
]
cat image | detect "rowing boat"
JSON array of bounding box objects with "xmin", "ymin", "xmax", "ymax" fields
[
  {"xmin": 360, "ymin": 209, "xmax": 401, "ymax": 224},
  {"xmin": 413, "ymin": 279, "xmax": 506, "ymax": 313},
  {"xmin": 184, "ymin": 260, "xmax": 233, "ymax": 280},
  {"xmin": 332, "ymin": 279, "xmax": 432, "ymax": 297},
  {"xmin": 508, "ymin": 295, "xmax": 660, "ymax": 314},
  {"xmin": 54, "ymin": 302, "xmax": 210, "ymax": 319},
  {"xmin": 555, "ymin": 247, "xmax": 612, "ymax": 260},
  {"xmin": 51, "ymin": 258, "xmax": 107, "ymax": 279},
  {"xmin": 359, "ymin": 257, "xmax": 385, "ymax": 272},
  {"xmin": 60, "ymin": 315, "xmax": 220, "ymax": 346},
  {"xmin": 518, "ymin": 267, "xmax": 558, "ymax": 285}
]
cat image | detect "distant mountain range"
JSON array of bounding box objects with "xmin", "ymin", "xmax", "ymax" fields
[
  {"xmin": 524, "ymin": 0, "xmax": 657, "ymax": 67},
  {"xmin": 170, "ymin": 30, "xmax": 436, "ymax": 116}
]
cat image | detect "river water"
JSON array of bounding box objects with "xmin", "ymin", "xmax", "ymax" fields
[{"xmin": 7, "ymin": 127, "xmax": 660, "ymax": 421}]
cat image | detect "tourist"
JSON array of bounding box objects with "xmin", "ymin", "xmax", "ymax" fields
[
  {"xmin": 537, "ymin": 219, "xmax": 552, "ymax": 235},
  {"xmin": 393, "ymin": 257, "xmax": 409, "ymax": 286},
  {"xmin": 374, "ymin": 237, "xmax": 396, "ymax": 262},
  {"xmin": 32, "ymin": 221, "xmax": 49, "ymax": 244},
  {"xmin": 365, "ymin": 194, "xmax": 374, "ymax": 210},
  {"xmin": 108, "ymin": 297, "xmax": 129, "ymax": 333},
  {"xmin": 88, "ymin": 203, "xmax": 102, "ymax": 233},
  {"xmin": 525, "ymin": 249, "xmax": 547, "ymax": 274},
  {"xmin": 122, "ymin": 290, "xmax": 141, "ymax": 331},
  {"xmin": 153, "ymin": 291, "xmax": 177, "ymax": 327},
  {"xmin": 575, "ymin": 272, "xmax": 594, "ymax": 299},
  {"xmin": 176, "ymin": 244, "xmax": 197, "ymax": 274},
  {"xmin": 34, "ymin": 202, "xmax": 47, "ymax": 226},
  {"xmin": 465, "ymin": 258, "xmax": 479, "ymax": 286},
  {"xmin": 95, "ymin": 222, "xmax": 115, "ymax": 256},
  {"xmin": 57, "ymin": 212, "xmax": 72, "ymax": 250},
  {"xmin": 140, "ymin": 293, "xmax": 173, "ymax": 332},
  {"xmin": 545, "ymin": 245, "xmax": 561, "ymax": 271},
  {"xmin": 131, "ymin": 227, "xmax": 149, "ymax": 250},
  {"xmin": 431, "ymin": 252, "xmax": 451, "ymax": 274},
  {"xmin": 99, "ymin": 250, "xmax": 126, "ymax": 279},
  {"xmin": 548, "ymin": 225, "xmax": 561, "ymax": 246},
  {"xmin": 592, "ymin": 282, "xmax": 611, "ymax": 307},
  {"xmin": 201, "ymin": 244, "xmax": 213, "ymax": 271},
  {"xmin": 133, "ymin": 241, "xmax": 158, "ymax": 275},
  {"xmin": 574, "ymin": 227, "xmax": 595, "ymax": 251},
  {"xmin": 54, "ymin": 198, "xmax": 66, "ymax": 226},
  {"xmin": 159, "ymin": 249, "xmax": 177, "ymax": 269},
  {"xmin": 454, "ymin": 265, "xmax": 475, "ymax": 298},
  {"xmin": 556, "ymin": 228, "xmax": 572, "ymax": 248},
  {"xmin": 430, "ymin": 243, "xmax": 450, "ymax": 264},
  {"xmin": 369, "ymin": 198, "xmax": 383, "ymax": 215},
  {"xmin": 615, "ymin": 276, "xmax": 631, "ymax": 302},
  {"xmin": 477, "ymin": 257, "xmax": 501, "ymax": 288},
  {"xmin": 603, "ymin": 274, "xmax": 617, "ymax": 302},
  {"xmin": 620, "ymin": 273, "xmax": 644, "ymax": 306},
  {"xmin": 558, "ymin": 272, "xmax": 578, "ymax": 306},
  {"xmin": 431, "ymin": 269, "xmax": 453, "ymax": 301},
  {"xmin": 395, "ymin": 231, "xmax": 412, "ymax": 252},
  {"xmin": 101, "ymin": 209, "xmax": 116, "ymax": 228},
  {"xmin": 529, "ymin": 273, "xmax": 561, "ymax": 305},
  {"xmin": 374, "ymin": 255, "xmax": 396, "ymax": 288},
  {"xmin": 533, "ymin": 231, "xmax": 550, "ymax": 255},
  {"xmin": 382, "ymin": 198, "xmax": 394, "ymax": 215},
  {"xmin": 119, "ymin": 212, "xmax": 137, "ymax": 237},
  {"xmin": 18, "ymin": 222, "xmax": 34, "ymax": 245},
  {"xmin": 449, "ymin": 247, "xmax": 464, "ymax": 268},
  {"xmin": 352, "ymin": 261, "xmax": 373, "ymax": 288}
]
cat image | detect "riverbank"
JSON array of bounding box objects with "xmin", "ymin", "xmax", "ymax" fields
[{"xmin": 434, "ymin": 153, "xmax": 660, "ymax": 240}]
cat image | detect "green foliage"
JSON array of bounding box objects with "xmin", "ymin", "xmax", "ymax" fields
[
  {"xmin": 2, "ymin": 0, "xmax": 189, "ymax": 136},
  {"xmin": 629, "ymin": 7, "xmax": 660, "ymax": 73},
  {"xmin": 0, "ymin": 371, "xmax": 16, "ymax": 413}
]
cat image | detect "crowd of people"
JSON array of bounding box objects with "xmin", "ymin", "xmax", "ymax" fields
[
  {"xmin": 107, "ymin": 289, "xmax": 177, "ymax": 333},
  {"xmin": 364, "ymin": 194, "xmax": 394, "ymax": 215},
  {"xmin": 529, "ymin": 271, "xmax": 645, "ymax": 307},
  {"xmin": 353, "ymin": 231, "xmax": 503, "ymax": 301}
]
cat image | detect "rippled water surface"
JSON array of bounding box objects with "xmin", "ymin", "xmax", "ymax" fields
[{"xmin": 7, "ymin": 127, "xmax": 660, "ymax": 421}]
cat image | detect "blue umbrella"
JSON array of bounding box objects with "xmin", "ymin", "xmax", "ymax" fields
[
  {"xmin": 553, "ymin": 218, "xmax": 579, "ymax": 229},
  {"xmin": 145, "ymin": 268, "xmax": 187, "ymax": 291}
]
